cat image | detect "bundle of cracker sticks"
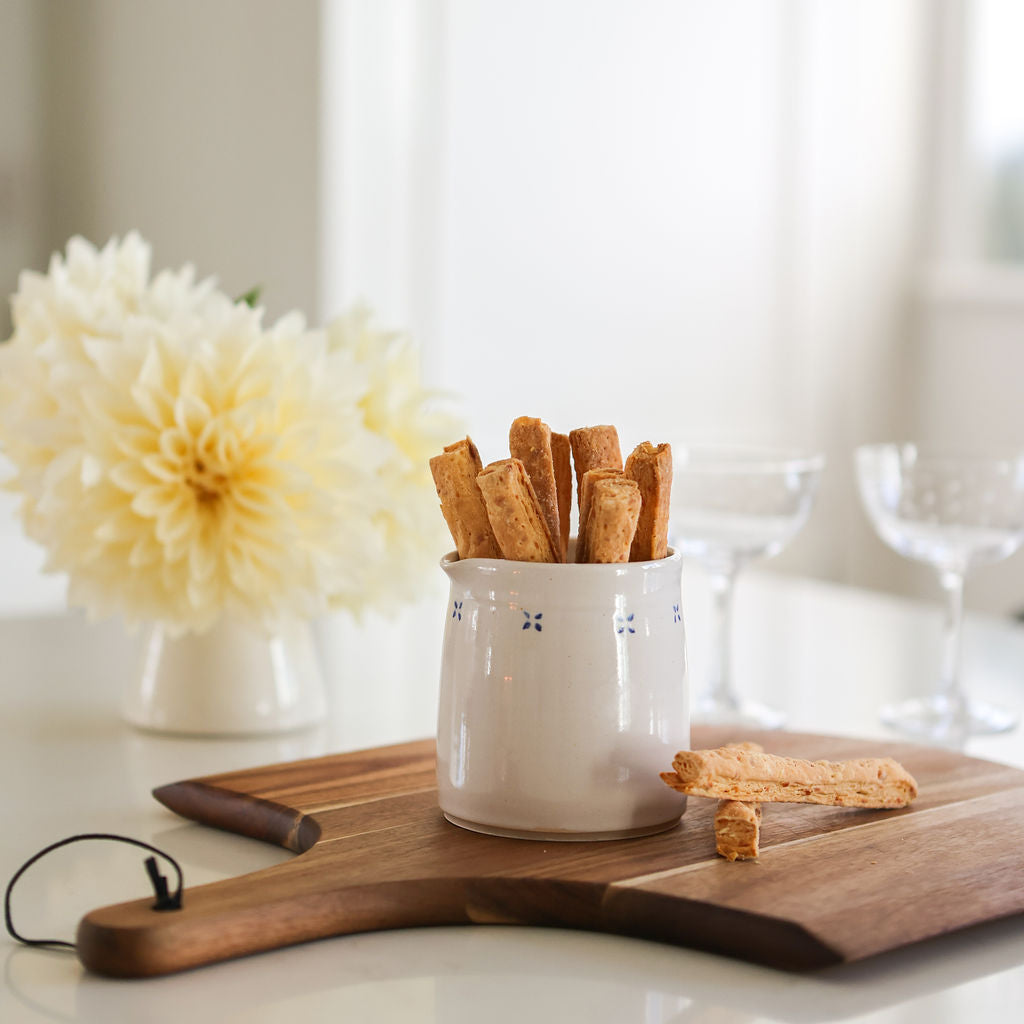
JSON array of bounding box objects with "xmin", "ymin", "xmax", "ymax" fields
[
  {"xmin": 661, "ymin": 742, "xmax": 919, "ymax": 861},
  {"xmin": 430, "ymin": 419, "xmax": 672, "ymax": 563}
]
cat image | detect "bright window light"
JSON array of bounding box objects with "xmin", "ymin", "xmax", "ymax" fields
[{"xmin": 971, "ymin": 0, "xmax": 1024, "ymax": 260}]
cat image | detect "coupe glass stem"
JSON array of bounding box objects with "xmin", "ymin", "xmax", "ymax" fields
[
  {"xmin": 937, "ymin": 569, "xmax": 967, "ymax": 715},
  {"xmin": 706, "ymin": 565, "xmax": 739, "ymax": 711}
]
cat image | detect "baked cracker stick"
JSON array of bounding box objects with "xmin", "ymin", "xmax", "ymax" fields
[
  {"xmin": 715, "ymin": 800, "xmax": 762, "ymax": 861},
  {"xmin": 430, "ymin": 438, "xmax": 501, "ymax": 559},
  {"xmin": 583, "ymin": 475, "xmax": 641, "ymax": 564},
  {"xmin": 477, "ymin": 458, "xmax": 561, "ymax": 563},
  {"xmin": 569, "ymin": 425, "xmax": 622, "ymax": 509},
  {"xmin": 660, "ymin": 747, "xmax": 918, "ymax": 808},
  {"xmin": 551, "ymin": 431, "xmax": 572, "ymax": 559},
  {"xmin": 509, "ymin": 417, "xmax": 562, "ymax": 561},
  {"xmin": 723, "ymin": 740, "xmax": 766, "ymax": 754},
  {"xmin": 625, "ymin": 441, "xmax": 673, "ymax": 561},
  {"xmin": 575, "ymin": 468, "xmax": 623, "ymax": 563},
  {"xmin": 715, "ymin": 741, "xmax": 764, "ymax": 861}
]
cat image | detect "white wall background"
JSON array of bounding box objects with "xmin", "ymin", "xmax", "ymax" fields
[
  {"xmin": 15, "ymin": 0, "xmax": 322, "ymax": 324},
  {"xmin": 3, "ymin": 0, "xmax": 1024, "ymax": 615},
  {"xmin": 322, "ymin": 0, "xmax": 931, "ymax": 595},
  {"xmin": 0, "ymin": 0, "xmax": 47, "ymax": 341}
]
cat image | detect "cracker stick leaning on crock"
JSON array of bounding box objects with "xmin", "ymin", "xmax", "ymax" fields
[
  {"xmin": 430, "ymin": 437, "xmax": 501, "ymax": 559},
  {"xmin": 576, "ymin": 468, "xmax": 624, "ymax": 563},
  {"xmin": 477, "ymin": 458, "xmax": 562, "ymax": 563},
  {"xmin": 509, "ymin": 417, "xmax": 562, "ymax": 561},
  {"xmin": 550, "ymin": 431, "xmax": 572, "ymax": 559},
  {"xmin": 569, "ymin": 425, "xmax": 622, "ymax": 510},
  {"xmin": 583, "ymin": 475, "xmax": 642, "ymax": 564},
  {"xmin": 625, "ymin": 441, "xmax": 673, "ymax": 562}
]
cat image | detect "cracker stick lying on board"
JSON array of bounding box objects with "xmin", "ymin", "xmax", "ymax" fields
[
  {"xmin": 625, "ymin": 441, "xmax": 673, "ymax": 562},
  {"xmin": 569, "ymin": 425, "xmax": 622, "ymax": 510},
  {"xmin": 583, "ymin": 475, "xmax": 641, "ymax": 564},
  {"xmin": 714, "ymin": 741, "xmax": 765, "ymax": 861},
  {"xmin": 509, "ymin": 417, "xmax": 562, "ymax": 561},
  {"xmin": 551, "ymin": 431, "xmax": 572, "ymax": 559},
  {"xmin": 715, "ymin": 800, "xmax": 762, "ymax": 862},
  {"xmin": 430, "ymin": 438, "xmax": 501, "ymax": 559},
  {"xmin": 477, "ymin": 458, "xmax": 562, "ymax": 563},
  {"xmin": 660, "ymin": 746, "xmax": 918, "ymax": 808},
  {"xmin": 576, "ymin": 468, "xmax": 624, "ymax": 563}
]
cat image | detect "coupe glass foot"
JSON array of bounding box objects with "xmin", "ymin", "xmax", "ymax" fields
[{"xmin": 692, "ymin": 695, "xmax": 787, "ymax": 731}]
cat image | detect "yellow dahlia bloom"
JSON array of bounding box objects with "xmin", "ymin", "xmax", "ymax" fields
[
  {"xmin": 325, "ymin": 305, "xmax": 460, "ymax": 612},
  {"xmin": 0, "ymin": 235, "xmax": 460, "ymax": 633}
]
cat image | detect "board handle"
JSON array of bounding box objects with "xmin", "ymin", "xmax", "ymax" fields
[{"xmin": 75, "ymin": 853, "xmax": 471, "ymax": 977}]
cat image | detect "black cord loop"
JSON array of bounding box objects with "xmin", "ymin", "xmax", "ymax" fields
[{"xmin": 4, "ymin": 833, "xmax": 184, "ymax": 951}]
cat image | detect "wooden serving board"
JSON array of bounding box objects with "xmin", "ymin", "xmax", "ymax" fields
[{"xmin": 76, "ymin": 728, "xmax": 1024, "ymax": 976}]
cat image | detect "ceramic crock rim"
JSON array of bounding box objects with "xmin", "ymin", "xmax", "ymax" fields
[{"xmin": 440, "ymin": 546, "xmax": 681, "ymax": 576}]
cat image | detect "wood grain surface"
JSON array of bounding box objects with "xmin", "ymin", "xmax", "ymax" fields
[{"xmin": 75, "ymin": 728, "xmax": 1024, "ymax": 977}]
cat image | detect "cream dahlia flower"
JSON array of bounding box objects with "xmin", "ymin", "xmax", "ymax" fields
[
  {"xmin": 325, "ymin": 305, "xmax": 459, "ymax": 613},
  {"xmin": 0, "ymin": 235, "xmax": 460, "ymax": 634}
]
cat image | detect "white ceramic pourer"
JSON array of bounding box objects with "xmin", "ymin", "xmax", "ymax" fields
[{"xmin": 437, "ymin": 547, "xmax": 689, "ymax": 840}]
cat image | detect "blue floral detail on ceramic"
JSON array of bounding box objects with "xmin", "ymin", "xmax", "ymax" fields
[
  {"xmin": 673, "ymin": 604, "xmax": 682, "ymax": 623},
  {"xmin": 452, "ymin": 600, "xmax": 463, "ymax": 621},
  {"xmin": 615, "ymin": 613, "xmax": 636, "ymax": 635},
  {"xmin": 522, "ymin": 610, "xmax": 543, "ymax": 632}
]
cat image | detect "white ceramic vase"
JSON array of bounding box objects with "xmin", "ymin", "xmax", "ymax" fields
[{"xmin": 123, "ymin": 616, "xmax": 327, "ymax": 736}]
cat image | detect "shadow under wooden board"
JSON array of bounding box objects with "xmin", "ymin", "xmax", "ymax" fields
[{"xmin": 76, "ymin": 727, "xmax": 1024, "ymax": 977}]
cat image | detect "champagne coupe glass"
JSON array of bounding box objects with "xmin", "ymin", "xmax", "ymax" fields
[
  {"xmin": 855, "ymin": 443, "xmax": 1024, "ymax": 743},
  {"xmin": 670, "ymin": 445, "xmax": 825, "ymax": 729}
]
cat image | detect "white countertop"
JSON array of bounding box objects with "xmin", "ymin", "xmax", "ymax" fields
[{"xmin": 2, "ymin": 527, "xmax": 1024, "ymax": 1023}]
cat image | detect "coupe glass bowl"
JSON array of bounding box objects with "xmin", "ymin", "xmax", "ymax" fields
[{"xmin": 671, "ymin": 445, "xmax": 824, "ymax": 729}]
